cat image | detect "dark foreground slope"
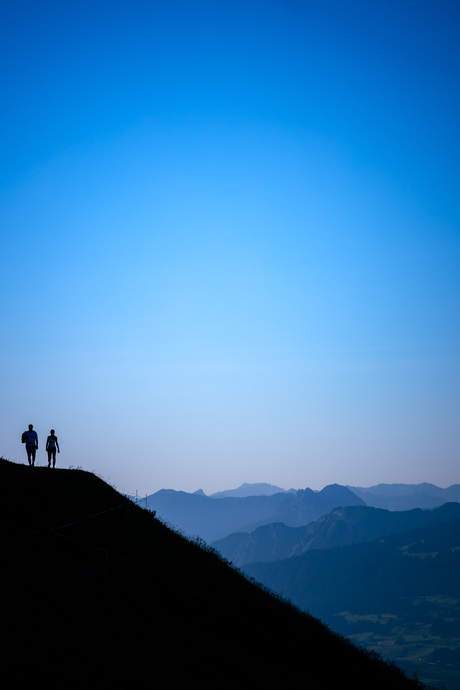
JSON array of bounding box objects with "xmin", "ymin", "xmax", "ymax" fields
[{"xmin": 0, "ymin": 459, "xmax": 423, "ymax": 689}]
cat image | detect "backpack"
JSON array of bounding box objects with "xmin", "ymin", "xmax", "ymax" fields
[{"xmin": 21, "ymin": 431, "xmax": 28, "ymax": 443}]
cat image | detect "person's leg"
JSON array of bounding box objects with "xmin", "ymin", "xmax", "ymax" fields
[
  {"xmin": 52, "ymin": 448, "xmax": 56, "ymax": 468},
  {"xmin": 31, "ymin": 447, "xmax": 36, "ymax": 466},
  {"xmin": 47, "ymin": 449, "xmax": 52, "ymax": 467},
  {"xmin": 26, "ymin": 447, "xmax": 32, "ymax": 466}
]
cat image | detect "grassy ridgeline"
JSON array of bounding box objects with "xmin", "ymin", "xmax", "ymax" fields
[{"xmin": 0, "ymin": 458, "xmax": 424, "ymax": 689}]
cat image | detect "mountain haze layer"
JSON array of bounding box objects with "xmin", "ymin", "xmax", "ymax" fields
[
  {"xmin": 210, "ymin": 482, "xmax": 294, "ymax": 498},
  {"xmin": 348, "ymin": 483, "xmax": 460, "ymax": 511},
  {"xmin": 148, "ymin": 484, "xmax": 365, "ymax": 542},
  {"xmin": 212, "ymin": 502, "xmax": 460, "ymax": 567}
]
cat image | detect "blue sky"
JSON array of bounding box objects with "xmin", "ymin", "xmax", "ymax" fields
[{"xmin": 1, "ymin": 0, "xmax": 459, "ymax": 495}]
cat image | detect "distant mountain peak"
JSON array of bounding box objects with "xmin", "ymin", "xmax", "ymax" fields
[
  {"xmin": 210, "ymin": 482, "xmax": 291, "ymax": 499},
  {"xmin": 348, "ymin": 482, "xmax": 460, "ymax": 511}
]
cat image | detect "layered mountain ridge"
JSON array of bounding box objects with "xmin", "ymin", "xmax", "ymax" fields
[{"xmin": 146, "ymin": 483, "xmax": 365, "ymax": 541}]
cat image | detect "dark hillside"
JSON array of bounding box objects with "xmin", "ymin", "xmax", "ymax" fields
[{"xmin": 0, "ymin": 459, "xmax": 424, "ymax": 689}]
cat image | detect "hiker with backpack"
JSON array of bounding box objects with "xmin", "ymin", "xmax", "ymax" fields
[
  {"xmin": 46, "ymin": 430, "xmax": 60, "ymax": 468},
  {"xmin": 22, "ymin": 424, "xmax": 38, "ymax": 466}
]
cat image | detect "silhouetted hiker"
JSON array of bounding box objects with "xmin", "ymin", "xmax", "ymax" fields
[
  {"xmin": 22, "ymin": 424, "xmax": 38, "ymax": 466},
  {"xmin": 46, "ymin": 430, "xmax": 60, "ymax": 468}
]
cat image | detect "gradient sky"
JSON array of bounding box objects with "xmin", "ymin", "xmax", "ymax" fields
[{"xmin": 1, "ymin": 0, "xmax": 459, "ymax": 496}]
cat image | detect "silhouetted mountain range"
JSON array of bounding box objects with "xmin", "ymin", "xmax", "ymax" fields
[
  {"xmin": 245, "ymin": 517, "xmax": 460, "ymax": 614},
  {"xmin": 147, "ymin": 484, "xmax": 365, "ymax": 542},
  {"xmin": 210, "ymin": 481, "xmax": 295, "ymax": 498},
  {"xmin": 348, "ymin": 482, "xmax": 460, "ymax": 511},
  {"xmin": 0, "ymin": 458, "xmax": 422, "ymax": 689},
  {"xmin": 142, "ymin": 481, "xmax": 460, "ymax": 545},
  {"xmin": 212, "ymin": 502, "xmax": 460, "ymax": 567}
]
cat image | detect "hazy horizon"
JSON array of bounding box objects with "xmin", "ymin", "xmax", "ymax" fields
[
  {"xmin": 1, "ymin": 1, "xmax": 459, "ymax": 497},
  {"xmin": 150, "ymin": 478, "xmax": 460, "ymax": 497}
]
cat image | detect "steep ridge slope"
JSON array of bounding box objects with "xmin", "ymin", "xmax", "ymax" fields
[{"xmin": 0, "ymin": 458, "xmax": 422, "ymax": 689}]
